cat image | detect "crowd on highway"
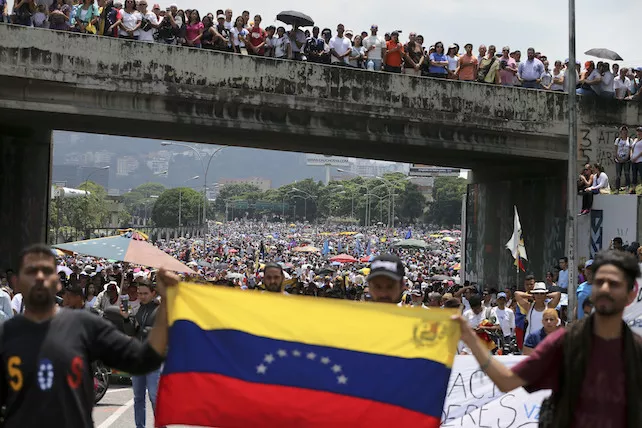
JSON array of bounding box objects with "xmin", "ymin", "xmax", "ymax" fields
[
  {"xmin": 0, "ymin": 217, "xmax": 638, "ymax": 427},
  {"xmin": 3, "ymin": 1, "xmax": 642, "ymax": 98}
]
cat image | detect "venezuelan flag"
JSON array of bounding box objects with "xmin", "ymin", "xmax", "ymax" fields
[{"xmin": 156, "ymin": 283, "xmax": 459, "ymax": 428}]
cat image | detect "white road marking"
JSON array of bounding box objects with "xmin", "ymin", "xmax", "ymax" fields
[
  {"xmin": 97, "ymin": 398, "xmax": 134, "ymax": 428},
  {"xmin": 105, "ymin": 388, "xmax": 132, "ymax": 394}
]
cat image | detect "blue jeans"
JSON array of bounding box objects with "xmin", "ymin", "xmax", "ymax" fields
[
  {"xmin": 370, "ymin": 59, "xmax": 382, "ymax": 71},
  {"xmin": 132, "ymin": 368, "xmax": 161, "ymax": 428}
]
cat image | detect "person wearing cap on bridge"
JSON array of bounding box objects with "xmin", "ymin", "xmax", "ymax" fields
[{"xmin": 513, "ymin": 282, "xmax": 561, "ymax": 340}]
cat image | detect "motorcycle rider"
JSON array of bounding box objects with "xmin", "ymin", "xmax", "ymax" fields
[{"xmin": 0, "ymin": 244, "xmax": 172, "ymax": 428}]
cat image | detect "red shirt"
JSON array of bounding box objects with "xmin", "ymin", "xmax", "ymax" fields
[
  {"xmin": 512, "ymin": 328, "xmax": 627, "ymax": 428},
  {"xmin": 248, "ymin": 26, "xmax": 267, "ymax": 55},
  {"xmin": 385, "ymin": 40, "xmax": 404, "ymax": 67}
]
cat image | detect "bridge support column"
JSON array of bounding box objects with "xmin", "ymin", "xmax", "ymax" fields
[
  {"xmin": 0, "ymin": 128, "xmax": 52, "ymax": 271},
  {"xmin": 463, "ymin": 175, "xmax": 567, "ymax": 289}
]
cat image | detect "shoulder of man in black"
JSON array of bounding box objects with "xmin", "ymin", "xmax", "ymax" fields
[{"xmin": 68, "ymin": 308, "xmax": 165, "ymax": 375}]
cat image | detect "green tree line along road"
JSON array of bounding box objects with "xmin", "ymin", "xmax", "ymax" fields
[{"xmin": 49, "ymin": 175, "xmax": 467, "ymax": 238}]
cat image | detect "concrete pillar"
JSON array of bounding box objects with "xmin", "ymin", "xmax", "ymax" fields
[
  {"xmin": 0, "ymin": 128, "xmax": 52, "ymax": 271},
  {"xmin": 463, "ymin": 175, "xmax": 566, "ymax": 289}
]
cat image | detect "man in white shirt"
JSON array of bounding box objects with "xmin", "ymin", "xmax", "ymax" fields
[
  {"xmin": 363, "ymin": 24, "xmax": 384, "ymax": 71},
  {"xmin": 463, "ymin": 295, "xmax": 496, "ymax": 329},
  {"xmin": 223, "ymin": 8, "xmax": 233, "ymax": 31},
  {"xmin": 614, "ymin": 67, "xmax": 632, "ymax": 99},
  {"xmin": 329, "ymin": 23, "xmax": 351, "ymax": 65},
  {"xmin": 599, "ymin": 62, "xmax": 615, "ymax": 98},
  {"xmin": 136, "ymin": 0, "xmax": 158, "ymax": 43},
  {"xmin": 288, "ymin": 24, "xmax": 307, "ymax": 60},
  {"xmin": 490, "ymin": 292, "xmax": 515, "ymax": 339}
]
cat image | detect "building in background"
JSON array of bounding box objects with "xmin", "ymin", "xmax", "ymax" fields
[
  {"xmin": 218, "ymin": 177, "xmax": 272, "ymax": 191},
  {"xmin": 408, "ymin": 165, "xmax": 461, "ymax": 202},
  {"xmin": 52, "ymin": 165, "xmax": 110, "ymax": 189}
]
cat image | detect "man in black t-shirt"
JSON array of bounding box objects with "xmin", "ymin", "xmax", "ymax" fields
[{"xmin": 0, "ymin": 244, "xmax": 173, "ymax": 428}]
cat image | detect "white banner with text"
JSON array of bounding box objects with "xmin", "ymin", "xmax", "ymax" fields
[{"xmin": 441, "ymin": 356, "xmax": 550, "ymax": 427}]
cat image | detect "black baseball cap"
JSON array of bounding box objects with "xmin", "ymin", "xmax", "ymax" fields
[
  {"xmin": 367, "ymin": 254, "xmax": 405, "ymax": 282},
  {"xmin": 64, "ymin": 284, "xmax": 84, "ymax": 296}
]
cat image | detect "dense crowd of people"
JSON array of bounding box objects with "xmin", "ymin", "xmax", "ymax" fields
[
  {"xmin": 3, "ymin": 1, "xmax": 642, "ymax": 98},
  {"xmin": 0, "ymin": 219, "xmax": 622, "ymax": 358},
  {"xmin": 0, "ymin": 218, "xmax": 639, "ymax": 427}
]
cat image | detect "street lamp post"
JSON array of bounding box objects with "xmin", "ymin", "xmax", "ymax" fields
[
  {"xmin": 376, "ymin": 176, "xmax": 411, "ymax": 228},
  {"xmin": 566, "ymin": 0, "xmax": 578, "ymax": 321},
  {"xmin": 292, "ymin": 187, "xmax": 316, "ymax": 222},
  {"xmin": 337, "ymin": 169, "xmax": 374, "ymax": 225},
  {"xmin": 162, "ymin": 143, "xmax": 227, "ymax": 242},
  {"xmin": 179, "ymin": 175, "xmax": 200, "ymax": 229},
  {"xmin": 82, "ymin": 166, "xmax": 110, "ymax": 239}
]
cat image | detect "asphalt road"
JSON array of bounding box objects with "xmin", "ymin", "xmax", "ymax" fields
[{"xmin": 92, "ymin": 385, "xmax": 155, "ymax": 428}]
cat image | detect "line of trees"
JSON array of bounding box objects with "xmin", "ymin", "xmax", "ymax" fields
[{"xmin": 49, "ymin": 174, "xmax": 469, "ymax": 234}]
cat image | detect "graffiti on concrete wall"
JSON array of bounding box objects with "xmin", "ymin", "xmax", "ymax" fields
[{"xmin": 578, "ymin": 126, "xmax": 637, "ymax": 182}]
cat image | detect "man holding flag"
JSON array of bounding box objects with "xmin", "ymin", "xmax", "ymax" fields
[
  {"xmin": 156, "ymin": 253, "xmax": 459, "ymax": 427},
  {"xmin": 506, "ymin": 206, "xmax": 529, "ymax": 350}
]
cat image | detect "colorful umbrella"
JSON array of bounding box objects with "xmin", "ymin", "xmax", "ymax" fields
[
  {"xmin": 57, "ymin": 265, "xmax": 73, "ymax": 276},
  {"xmin": 330, "ymin": 254, "xmax": 358, "ymax": 263},
  {"xmin": 54, "ymin": 235, "xmax": 193, "ymax": 273}
]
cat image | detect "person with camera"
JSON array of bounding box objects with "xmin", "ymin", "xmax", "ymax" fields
[
  {"xmin": 123, "ymin": 279, "xmax": 162, "ymax": 428},
  {"xmin": 136, "ymin": 0, "xmax": 158, "ymax": 43}
]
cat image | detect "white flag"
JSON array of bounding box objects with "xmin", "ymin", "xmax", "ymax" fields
[{"xmin": 505, "ymin": 206, "xmax": 528, "ymax": 261}]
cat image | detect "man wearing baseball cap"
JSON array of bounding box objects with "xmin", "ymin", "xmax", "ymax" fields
[
  {"xmin": 366, "ymin": 254, "xmax": 406, "ymax": 304},
  {"xmin": 409, "ymin": 289, "xmax": 427, "ymax": 308},
  {"xmin": 489, "ymin": 292, "xmax": 515, "ymax": 340}
]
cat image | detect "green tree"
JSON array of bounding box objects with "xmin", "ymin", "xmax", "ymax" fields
[
  {"xmin": 398, "ymin": 182, "xmax": 425, "ymax": 223},
  {"xmin": 50, "ymin": 181, "xmax": 110, "ymax": 241},
  {"xmin": 214, "ymin": 184, "xmax": 262, "ymax": 214},
  {"xmin": 426, "ymin": 177, "xmax": 467, "ymax": 227},
  {"xmin": 152, "ymin": 187, "xmax": 205, "ymax": 227},
  {"xmin": 121, "ymin": 182, "xmax": 166, "ymax": 221}
]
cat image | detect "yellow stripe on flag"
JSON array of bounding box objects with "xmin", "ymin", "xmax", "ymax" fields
[{"xmin": 167, "ymin": 282, "xmax": 459, "ymax": 368}]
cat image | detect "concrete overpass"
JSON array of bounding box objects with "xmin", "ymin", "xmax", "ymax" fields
[{"xmin": 1, "ymin": 24, "xmax": 641, "ymax": 285}]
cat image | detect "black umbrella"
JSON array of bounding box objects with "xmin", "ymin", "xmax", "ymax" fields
[
  {"xmin": 276, "ymin": 10, "xmax": 314, "ymax": 27},
  {"xmin": 584, "ymin": 48, "xmax": 623, "ymax": 61}
]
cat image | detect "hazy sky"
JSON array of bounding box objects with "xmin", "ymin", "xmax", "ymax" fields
[{"xmin": 173, "ymin": 0, "xmax": 639, "ymax": 68}]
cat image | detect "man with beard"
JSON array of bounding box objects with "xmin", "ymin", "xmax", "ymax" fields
[
  {"xmin": 365, "ymin": 254, "xmax": 406, "ymax": 304},
  {"xmin": 453, "ymin": 250, "xmax": 642, "ymax": 428},
  {"xmin": 262, "ymin": 263, "xmax": 287, "ymax": 293},
  {"xmin": 0, "ymin": 244, "xmax": 172, "ymax": 428}
]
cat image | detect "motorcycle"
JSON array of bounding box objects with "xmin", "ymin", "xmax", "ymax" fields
[{"xmin": 93, "ymin": 361, "xmax": 111, "ymax": 403}]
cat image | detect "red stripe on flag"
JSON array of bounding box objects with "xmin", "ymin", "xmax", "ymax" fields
[{"xmin": 156, "ymin": 372, "xmax": 440, "ymax": 428}]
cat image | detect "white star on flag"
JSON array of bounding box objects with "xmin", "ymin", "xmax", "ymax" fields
[
  {"xmin": 277, "ymin": 349, "xmax": 287, "ymax": 357},
  {"xmin": 320, "ymin": 357, "xmax": 330, "ymax": 365},
  {"xmin": 256, "ymin": 364, "xmax": 267, "ymax": 374},
  {"xmin": 264, "ymin": 354, "xmax": 275, "ymax": 364},
  {"xmin": 337, "ymin": 375, "xmax": 348, "ymax": 384},
  {"xmin": 306, "ymin": 352, "xmax": 316, "ymax": 360},
  {"xmin": 292, "ymin": 350, "xmax": 301, "ymax": 357},
  {"xmin": 331, "ymin": 364, "xmax": 342, "ymax": 373}
]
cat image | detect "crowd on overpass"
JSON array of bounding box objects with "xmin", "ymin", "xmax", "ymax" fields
[{"xmin": 3, "ymin": 1, "xmax": 642, "ymax": 98}]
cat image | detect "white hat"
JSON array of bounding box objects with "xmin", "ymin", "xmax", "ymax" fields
[{"xmin": 530, "ymin": 282, "xmax": 548, "ymax": 294}]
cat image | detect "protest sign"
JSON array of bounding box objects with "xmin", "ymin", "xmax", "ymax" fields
[{"xmin": 442, "ymin": 356, "xmax": 550, "ymax": 427}]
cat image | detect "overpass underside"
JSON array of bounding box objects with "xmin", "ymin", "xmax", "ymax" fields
[{"xmin": 0, "ymin": 25, "xmax": 577, "ymax": 272}]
